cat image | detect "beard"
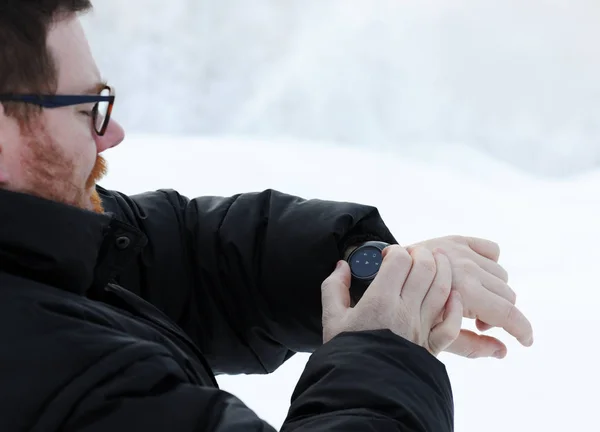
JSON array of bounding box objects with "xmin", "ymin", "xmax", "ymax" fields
[
  {"xmin": 21, "ymin": 128, "xmax": 108, "ymax": 213},
  {"xmin": 87, "ymin": 155, "xmax": 108, "ymax": 213}
]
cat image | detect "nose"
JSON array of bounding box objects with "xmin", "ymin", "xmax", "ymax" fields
[{"xmin": 96, "ymin": 118, "xmax": 125, "ymax": 153}]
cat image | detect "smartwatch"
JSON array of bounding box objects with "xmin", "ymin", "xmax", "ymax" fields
[{"xmin": 346, "ymin": 240, "xmax": 390, "ymax": 304}]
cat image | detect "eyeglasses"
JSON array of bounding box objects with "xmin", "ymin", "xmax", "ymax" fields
[{"xmin": 0, "ymin": 85, "xmax": 115, "ymax": 136}]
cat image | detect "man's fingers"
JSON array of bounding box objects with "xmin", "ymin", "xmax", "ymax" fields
[
  {"xmin": 420, "ymin": 251, "xmax": 452, "ymax": 326},
  {"xmin": 445, "ymin": 329, "xmax": 508, "ymax": 359},
  {"xmin": 466, "ymin": 251, "xmax": 509, "ymax": 282},
  {"xmin": 321, "ymin": 261, "xmax": 351, "ymax": 319},
  {"xmin": 467, "ymin": 287, "xmax": 534, "ymax": 347},
  {"xmin": 366, "ymin": 245, "xmax": 412, "ymax": 299},
  {"xmin": 400, "ymin": 247, "xmax": 438, "ymax": 309},
  {"xmin": 463, "ymin": 263, "xmax": 516, "ymax": 304},
  {"xmin": 429, "ymin": 290, "xmax": 463, "ymax": 355},
  {"xmin": 466, "ymin": 237, "xmax": 502, "ymax": 262},
  {"xmin": 476, "ymin": 319, "xmax": 493, "ymax": 332}
]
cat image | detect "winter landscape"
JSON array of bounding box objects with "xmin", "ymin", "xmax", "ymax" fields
[{"xmin": 85, "ymin": 1, "xmax": 598, "ymax": 430}]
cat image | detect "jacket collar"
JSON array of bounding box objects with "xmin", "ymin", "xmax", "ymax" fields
[{"xmin": 0, "ymin": 188, "xmax": 147, "ymax": 296}]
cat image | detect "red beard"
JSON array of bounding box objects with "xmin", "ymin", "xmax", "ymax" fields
[
  {"xmin": 21, "ymin": 127, "xmax": 108, "ymax": 213},
  {"xmin": 87, "ymin": 155, "xmax": 108, "ymax": 213}
]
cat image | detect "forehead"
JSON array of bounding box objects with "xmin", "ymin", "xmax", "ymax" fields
[{"xmin": 46, "ymin": 16, "xmax": 102, "ymax": 93}]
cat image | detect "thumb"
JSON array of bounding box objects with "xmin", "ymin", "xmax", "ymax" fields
[
  {"xmin": 321, "ymin": 260, "xmax": 352, "ymax": 321},
  {"xmin": 429, "ymin": 290, "xmax": 463, "ymax": 355}
]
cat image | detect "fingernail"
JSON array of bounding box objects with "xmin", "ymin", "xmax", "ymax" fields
[
  {"xmin": 493, "ymin": 350, "xmax": 505, "ymax": 359},
  {"xmin": 336, "ymin": 260, "xmax": 343, "ymax": 270},
  {"xmin": 525, "ymin": 335, "xmax": 534, "ymax": 347}
]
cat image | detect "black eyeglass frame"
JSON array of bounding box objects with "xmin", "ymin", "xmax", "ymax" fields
[{"xmin": 0, "ymin": 85, "xmax": 115, "ymax": 136}]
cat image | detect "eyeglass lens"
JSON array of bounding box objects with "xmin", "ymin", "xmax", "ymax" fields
[{"xmin": 94, "ymin": 88, "xmax": 111, "ymax": 133}]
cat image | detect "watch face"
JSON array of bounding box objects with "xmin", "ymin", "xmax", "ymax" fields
[{"xmin": 350, "ymin": 246, "xmax": 383, "ymax": 279}]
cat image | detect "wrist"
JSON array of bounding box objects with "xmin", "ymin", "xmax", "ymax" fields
[{"xmin": 345, "ymin": 241, "xmax": 391, "ymax": 305}]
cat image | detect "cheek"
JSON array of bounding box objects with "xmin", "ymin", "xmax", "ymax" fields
[
  {"xmin": 45, "ymin": 110, "xmax": 97, "ymax": 176},
  {"xmin": 0, "ymin": 124, "xmax": 25, "ymax": 181}
]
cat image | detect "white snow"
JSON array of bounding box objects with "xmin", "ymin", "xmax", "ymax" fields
[
  {"xmin": 100, "ymin": 135, "xmax": 599, "ymax": 431},
  {"xmin": 79, "ymin": 0, "xmax": 600, "ymax": 428},
  {"xmin": 82, "ymin": 0, "xmax": 600, "ymax": 177}
]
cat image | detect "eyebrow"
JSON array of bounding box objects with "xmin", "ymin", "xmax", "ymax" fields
[{"xmin": 82, "ymin": 80, "xmax": 108, "ymax": 95}]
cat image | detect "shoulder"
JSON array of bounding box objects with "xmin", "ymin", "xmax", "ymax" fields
[{"xmin": 0, "ymin": 277, "xmax": 178, "ymax": 428}]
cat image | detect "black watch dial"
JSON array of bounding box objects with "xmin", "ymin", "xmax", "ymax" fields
[{"xmin": 349, "ymin": 245, "xmax": 384, "ymax": 279}]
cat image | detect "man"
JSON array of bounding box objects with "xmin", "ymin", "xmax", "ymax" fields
[{"xmin": 0, "ymin": 1, "xmax": 534, "ymax": 431}]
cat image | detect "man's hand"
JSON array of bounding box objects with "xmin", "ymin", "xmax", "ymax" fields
[
  {"xmin": 322, "ymin": 246, "xmax": 463, "ymax": 356},
  {"xmin": 407, "ymin": 236, "xmax": 533, "ymax": 359}
]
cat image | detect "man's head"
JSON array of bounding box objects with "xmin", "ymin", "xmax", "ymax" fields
[{"xmin": 0, "ymin": 0, "xmax": 125, "ymax": 213}]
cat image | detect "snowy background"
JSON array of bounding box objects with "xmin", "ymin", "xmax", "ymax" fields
[
  {"xmin": 84, "ymin": 1, "xmax": 598, "ymax": 430},
  {"xmin": 82, "ymin": 0, "xmax": 600, "ymax": 178}
]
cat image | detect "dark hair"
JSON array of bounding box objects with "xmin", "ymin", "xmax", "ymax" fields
[{"xmin": 0, "ymin": 0, "xmax": 93, "ymax": 123}]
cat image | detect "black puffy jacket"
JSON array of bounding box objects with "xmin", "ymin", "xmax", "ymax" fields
[{"xmin": 0, "ymin": 186, "xmax": 454, "ymax": 431}]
